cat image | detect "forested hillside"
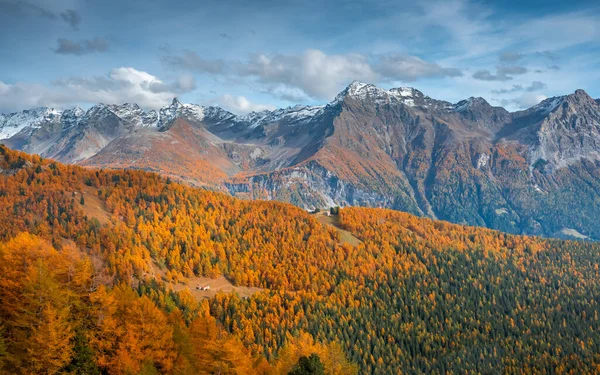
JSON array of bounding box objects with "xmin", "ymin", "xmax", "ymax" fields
[{"xmin": 1, "ymin": 145, "xmax": 600, "ymax": 374}]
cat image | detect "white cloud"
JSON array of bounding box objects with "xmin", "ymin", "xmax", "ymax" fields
[
  {"xmin": 0, "ymin": 67, "xmax": 194, "ymax": 112},
  {"xmin": 238, "ymin": 49, "xmax": 378, "ymax": 99},
  {"xmin": 375, "ymin": 54, "xmax": 462, "ymax": 81},
  {"xmin": 148, "ymin": 73, "xmax": 196, "ymax": 94},
  {"xmin": 216, "ymin": 95, "xmax": 275, "ymax": 115},
  {"xmin": 499, "ymin": 93, "xmax": 547, "ymax": 110},
  {"xmin": 166, "ymin": 48, "xmax": 461, "ymax": 100},
  {"xmin": 0, "ymin": 82, "xmax": 56, "ymax": 112},
  {"xmin": 262, "ymin": 84, "xmax": 311, "ymax": 102},
  {"xmin": 0, "ymin": 81, "xmax": 11, "ymax": 95}
]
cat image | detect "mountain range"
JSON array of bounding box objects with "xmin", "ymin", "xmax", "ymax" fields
[{"xmin": 2, "ymin": 81, "xmax": 600, "ymax": 240}]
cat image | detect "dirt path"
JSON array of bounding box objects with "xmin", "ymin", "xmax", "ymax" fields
[{"xmin": 315, "ymin": 212, "xmax": 362, "ymax": 246}]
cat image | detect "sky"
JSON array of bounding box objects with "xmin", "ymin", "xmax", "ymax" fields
[{"xmin": 1, "ymin": 0, "xmax": 599, "ymax": 114}]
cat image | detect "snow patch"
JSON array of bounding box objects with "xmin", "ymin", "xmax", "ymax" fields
[
  {"xmin": 532, "ymin": 96, "xmax": 564, "ymax": 115},
  {"xmin": 250, "ymin": 148, "xmax": 263, "ymax": 159},
  {"xmin": 158, "ymin": 98, "xmax": 205, "ymax": 127},
  {"xmin": 0, "ymin": 107, "xmax": 61, "ymax": 139},
  {"xmin": 242, "ymin": 104, "xmax": 325, "ymax": 129},
  {"xmin": 476, "ymin": 153, "xmax": 490, "ymax": 169}
]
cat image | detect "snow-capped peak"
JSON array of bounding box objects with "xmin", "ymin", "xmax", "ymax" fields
[
  {"xmin": 61, "ymin": 107, "xmax": 85, "ymax": 129},
  {"xmin": 530, "ymin": 90, "xmax": 597, "ymax": 117},
  {"xmin": 453, "ymin": 97, "xmax": 491, "ymax": 112},
  {"xmin": 63, "ymin": 107, "xmax": 85, "ymax": 117},
  {"xmin": 0, "ymin": 107, "xmax": 62, "ymax": 139},
  {"xmin": 333, "ymin": 81, "xmax": 426, "ymax": 107},
  {"xmin": 157, "ymin": 98, "xmax": 205, "ymax": 128},
  {"xmin": 99, "ymin": 102, "xmax": 160, "ymax": 128},
  {"xmin": 242, "ymin": 104, "xmax": 325, "ymax": 129},
  {"xmin": 171, "ymin": 97, "xmax": 183, "ymax": 107},
  {"xmin": 531, "ymin": 96, "xmax": 564, "ymax": 115},
  {"xmin": 0, "ymin": 99, "xmax": 213, "ymax": 140},
  {"xmin": 389, "ymin": 87, "xmax": 420, "ymax": 97},
  {"xmin": 334, "ymin": 81, "xmax": 387, "ymax": 103}
]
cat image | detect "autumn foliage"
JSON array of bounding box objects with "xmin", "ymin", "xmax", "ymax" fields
[
  {"xmin": 1, "ymin": 145, "xmax": 600, "ymax": 374},
  {"xmin": 0, "ymin": 145, "xmax": 355, "ymax": 374}
]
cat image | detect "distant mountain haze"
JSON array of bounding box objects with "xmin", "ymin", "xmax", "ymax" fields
[{"xmin": 2, "ymin": 82, "xmax": 600, "ymax": 240}]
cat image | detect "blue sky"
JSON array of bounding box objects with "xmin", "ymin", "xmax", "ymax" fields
[{"xmin": 1, "ymin": 0, "xmax": 599, "ymax": 114}]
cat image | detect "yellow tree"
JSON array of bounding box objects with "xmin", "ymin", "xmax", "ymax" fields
[
  {"xmin": 187, "ymin": 314, "xmax": 262, "ymax": 375},
  {"xmin": 273, "ymin": 332, "xmax": 358, "ymax": 375},
  {"xmin": 89, "ymin": 284, "xmax": 176, "ymax": 375},
  {"xmin": 0, "ymin": 233, "xmax": 76, "ymax": 374}
]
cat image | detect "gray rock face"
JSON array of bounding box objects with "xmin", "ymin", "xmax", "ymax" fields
[
  {"xmin": 531, "ymin": 90, "xmax": 600, "ymax": 169},
  {"xmin": 2, "ymin": 83, "xmax": 600, "ymax": 239}
]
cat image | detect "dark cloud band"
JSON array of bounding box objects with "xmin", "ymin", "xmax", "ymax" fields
[{"xmin": 53, "ymin": 38, "xmax": 109, "ymax": 56}]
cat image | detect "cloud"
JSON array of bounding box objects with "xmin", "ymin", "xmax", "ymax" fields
[
  {"xmin": 53, "ymin": 38, "xmax": 109, "ymax": 55},
  {"xmin": 473, "ymin": 65, "xmax": 528, "ymax": 81},
  {"xmin": 526, "ymin": 81, "xmax": 547, "ymax": 91},
  {"xmin": 164, "ymin": 49, "xmax": 461, "ymax": 100},
  {"xmin": 215, "ymin": 95, "xmax": 275, "ymax": 115},
  {"xmin": 491, "ymin": 81, "xmax": 547, "ymax": 94},
  {"xmin": 499, "ymin": 52, "xmax": 523, "ymax": 63},
  {"xmin": 497, "ymin": 65, "xmax": 528, "ymax": 75},
  {"xmin": 258, "ymin": 84, "xmax": 310, "ymax": 102},
  {"xmin": 60, "ymin": 9, "xmax": 81, "ymax": 30},
  {"xmin": 499, "ymin": 93, "xmax": 547, "ymax": 110},
  {"xmin": 373, "ymin": 53, "xmax": 463, "ymax": 81},
  {"xmin": 237, "ymin": 50, "xmax": 378, "ymax": 99},
  {"xmin": 548, "ymin": 65, "xmax": 561, "ymax": 71},
  {"xmin": 162, "ymin": 51, "xmax": 225, "ymax": 74},
  {"xmin": 0, "ymin": 81, "xmax": 54, "ymax": 112},
  {"xmin": 498, "ymin": 51, "xmax": 558, "ymax": 64},
  {"xmin": 0, "ymin": 1, "xmax": 55, "ymax": 19},
  {"xmin": 0, "ymin": 2, "xmax": 81, "ymax": 29},
  {"xmin": 492, "ymin": 85, "xmax": 522, "ymax": 94},
  {"xmin": 472, "ymin": 70, "xmax": 511, "ymax": 81},
  {"xmin": 0, "ymin": 67, "xmax": 192, "ymax": 111},
  {"xmin": 148, "ymin": 74, "xmax": 196, "ymax": 93}
]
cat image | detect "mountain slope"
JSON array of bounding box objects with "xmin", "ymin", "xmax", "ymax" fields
[
  {"xmin": 82, "ymin": 118, "xmax": 235, "ymax": 187},
  {"xmin": 229, "ymin": 84, "xmax": 600, "ymax": 239},
  {"xmin": 2, "ymin": 82, "xmax": 600, "ymax": 239},
  {"xmin": 2, "ymin": 146, "xmax": 600, "ymax": 374}
]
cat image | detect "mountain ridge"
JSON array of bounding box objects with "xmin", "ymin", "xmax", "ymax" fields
[
  {"xmin": 3, "ymin": 81, "xmax": 590, "ymax": 135},
  {"xmin": 2, "ymin": 82, "xmax": 600, "ymax": 239}
]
